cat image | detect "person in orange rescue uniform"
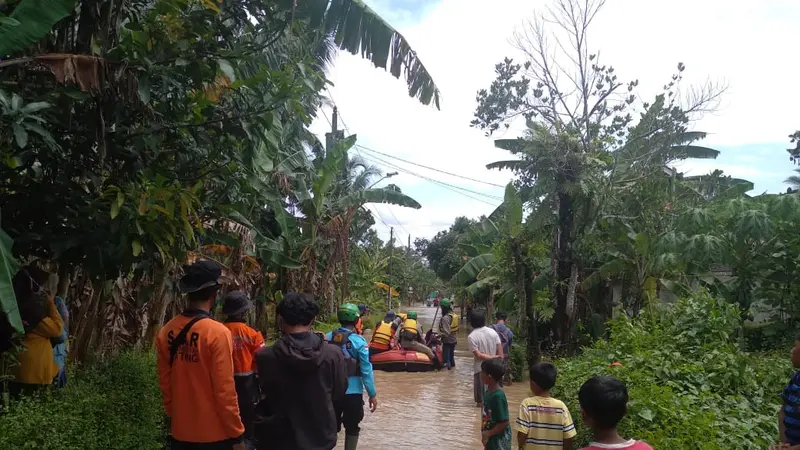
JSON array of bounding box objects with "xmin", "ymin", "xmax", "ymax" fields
[
  {"xmin": 156, "ymin": 260, "xmax": 245, "ymax": 450},
  {"xmin": 222, "ymin": 291, "xmax": 265, "ymax": 449}
]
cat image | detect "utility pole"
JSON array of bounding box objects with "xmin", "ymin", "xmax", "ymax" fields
[
  {"xmin": 387, "ymin": 227, "xmax": 394, "ymax": 310},
  {"xmin": 406, "ymin": 233, "xmax": 411, "ymax": 305}
]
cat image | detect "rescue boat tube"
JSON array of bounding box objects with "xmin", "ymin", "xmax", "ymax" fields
[{"xmin": 368, "ymin": 345, "xmax": 442, "ymax": 372}]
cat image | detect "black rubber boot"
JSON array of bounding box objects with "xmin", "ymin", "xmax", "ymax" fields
[{"xmin": 345, "ymin": 434, "xmax": 359, "ymax": 450}]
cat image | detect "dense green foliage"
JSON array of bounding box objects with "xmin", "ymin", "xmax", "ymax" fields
[
  {"xmin": 0, "ymin": 0, "xmax": 440, "ymax": 356},
  {"xmin": 0, "ymin": 353, "xmax": 165, "ymax": 449},
  {"xmin": 554, "ymin": 293, "xmax": 790, "ymax": 450}
]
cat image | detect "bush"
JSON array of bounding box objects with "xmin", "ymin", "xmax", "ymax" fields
[
  {"xmin": 744, "ymin": 321, "xmax": 796, "ymax": 351},
  {"xmin": 0, "ymin": 352, "xmax": 166, "ymax": 450},
  {"xmin": 553, "ymin": 292, "xmax": 791, "ymax": 450},
  {"xmin": 509, "ymin": 343, "xmax": 526, "ymax": 381}
]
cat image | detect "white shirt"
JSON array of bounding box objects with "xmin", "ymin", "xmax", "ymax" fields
[{"xmin": 467, "ymin": 326, "xmax": 502, "ymax": 373}]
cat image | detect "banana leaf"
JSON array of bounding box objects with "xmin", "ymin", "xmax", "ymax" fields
[
  {"xmin": 0, "ymin": 226, "xmax": 22, "ymax": 333},
  {"xmin": 0, "ymin": 0, "xmax": 77, "ymax": 57},
  {"xmin": 285, "ymin": 0, "xmax": 440, "ymax": 108}
]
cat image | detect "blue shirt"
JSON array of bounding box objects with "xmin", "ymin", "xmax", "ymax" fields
[
  {"xmin": 491, "ymin": 323, "xmax": 514, "ymax": 355},
  {"xmin": 53, "ymin": 296, "xmax": 69, "ymax": 370},
  {"xmin": 326, "ymin": 328, "xmax": 376, "ymax": 398},
  {"xmin": 783, "ymin": 371, "xmax": 800, "ymax": 444}
]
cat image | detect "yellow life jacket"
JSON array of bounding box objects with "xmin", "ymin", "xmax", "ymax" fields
[
  {"xmin": 371, "ymin": 321, "xmax": 394, "ymax": 349},
  {"xmin": 448, "ymin": 312, "xmax": 460, "ymax": 332},
  {"xmin": 401, "ymin": 318, "xmax": 419, "ymax": 339}
]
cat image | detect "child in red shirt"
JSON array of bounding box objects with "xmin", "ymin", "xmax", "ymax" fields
[{"xmin": 578, "ymin": 376, "xmax": 653, "ymax": 450}]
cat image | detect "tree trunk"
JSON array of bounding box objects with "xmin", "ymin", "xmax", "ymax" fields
[
  {"xmin": 143, "ymin": 264, "xmax": 173, "ymax": 347},
  {"xmin": 553, "ymin": 190, "xmax": 575, "ymax": 352},
  {"xmin": 488, "ymin": 286, "xmax": 495, "ymax": 321},
  {"xmin": 511, "ymin": 239, "xmax": 539, "ymax": 368}
]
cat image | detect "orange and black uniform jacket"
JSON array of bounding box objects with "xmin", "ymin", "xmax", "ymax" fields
[
  {"xmin": 223, "ymin": 320, "xmax": 265, "ymax": 376},
  {"xmin": 355, "ymin": 317, "xmax": 364, "ymax": 335},
  {"xmin": 156, "ymin": 310, "xmax": 245, "ymax": 444}
]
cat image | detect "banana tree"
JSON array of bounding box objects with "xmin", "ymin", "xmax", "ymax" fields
[
  {"xmin": 287, "ymin": 0, "xmax": 440, "ymax": 108},
  {"xmin": 299, "ymin": 134, "xmax": 420, "ymax": 313}
]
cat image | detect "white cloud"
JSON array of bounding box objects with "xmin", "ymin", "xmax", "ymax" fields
[{"xmin": 311, "ymin": 0, "xmax": 800, "ymax": 240}]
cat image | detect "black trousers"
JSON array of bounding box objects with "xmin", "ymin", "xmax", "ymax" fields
[
  {"xmin": 234, "ymin": 374, "xmax": 259, "ymax": 442},
  {"xmin": 170, "ymin": 438, "xmax": 237, "ymax": 450},
  {"xmin": 336, "ymin": 394, "xmax": 365, "ymax": 436}
]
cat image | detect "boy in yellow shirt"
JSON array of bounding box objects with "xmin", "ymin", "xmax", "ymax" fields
[{"xmin": 516, "ymin": 362, "xmax": 577, "ymax": 450}]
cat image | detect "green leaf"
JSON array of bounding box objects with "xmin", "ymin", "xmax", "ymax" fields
[
  {"xmin": 20, "ymin": 101, "xmax": 50, "ymax": 114},
  {"xmin": 0, "ymin": 224, "xmax": 23, "ymax": 333},
  {"xmin": 455, "ymin": 253, "xmax": 495, "ymax": 285},
  {"xmin": 0, "ymin": 16, "xmax": 21, "ymax": 27},
  {"xmin": 289, "ymin": 0, "xmax": 440, "ymax": 108},
  {"xmin": 132, "ymin": 240, "xmax": 142, "ymax": 257},
  {"xmin": 338, "ymin": 187, "xmax": 421, "ymax": 209},
  {"xmin": 12, "ymin": 124, "xmax": 28, "ymax": 148},
  {"xmin": 110, "ymin": 191, "xmax": 124, "ymax": 219},
  {"xmin": 217, "ymin": 59, "xmax": 236, "ymax": 82},
  {"xmin": 0, "ymin": 0, "xmax": 76, "ymax": 57},
  {"xmin": 674, "ymin": 145, "xmax": 720, "ymax": 160},
  {"xmin": 637, "ymin": 408, "xmax": 655, "ymax": 421},
  {"xmin": 138, "ymin": 75, "xmax": 151, "ymax": 104}
]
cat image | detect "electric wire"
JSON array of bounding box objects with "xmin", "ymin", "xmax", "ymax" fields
[
  {"xmin": 356, "ymin": 144, "xmax": 506, "ymax": 188},
  {"xmin": 358, "ymin": 151, "xmax": 503, "ymax": 204}
]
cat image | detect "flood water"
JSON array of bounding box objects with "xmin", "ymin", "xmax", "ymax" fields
[{"xmin": 336, "ymin": 306, "xmax": 530, "ymax": 449}]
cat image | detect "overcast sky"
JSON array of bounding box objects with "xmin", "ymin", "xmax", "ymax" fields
[{"xmin": 308, "ymin": 0, "xmax": 800, "ymax": 243}]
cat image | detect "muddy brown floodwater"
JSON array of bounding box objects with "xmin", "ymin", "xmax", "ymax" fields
[{"xmin": 336, "ymin": 306, "xmax": 531, "ymax": 449}]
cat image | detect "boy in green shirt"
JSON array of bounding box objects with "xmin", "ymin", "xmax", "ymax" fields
[{"xmin": 481, "ymin": 358, "xmax": 511, "ymax": 450}]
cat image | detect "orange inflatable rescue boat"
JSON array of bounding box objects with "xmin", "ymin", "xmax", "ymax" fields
[{"xmin": 369, "ymin": 345, "xmax": 443, "ymax": 372}]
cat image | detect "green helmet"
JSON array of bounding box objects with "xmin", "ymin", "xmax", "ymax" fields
[
  {"xmin": 337, "ymin": 303, "xmax": 360, "ymax": 323},
  {"xmin": 407, "ymin": 311, "xmax": 417, "ymax": 320},
  {"xmin": 440, "ymin": 298, "xmax": 451, "ymax": 309}
]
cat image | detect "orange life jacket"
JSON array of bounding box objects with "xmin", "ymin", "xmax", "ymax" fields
[{"xmin": 370, "ymin": 320, "xmax": 395, "ymax": 350}]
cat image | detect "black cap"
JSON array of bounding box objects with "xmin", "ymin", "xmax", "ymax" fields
[
  {"xmin": 222, "ymin": 291, "xmax": 252, "ymax": 316},
  {"xmin": 179, "ymin": 260, "xmax": 222, "ymax": 293}
]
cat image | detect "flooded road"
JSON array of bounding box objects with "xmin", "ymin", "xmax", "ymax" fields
[{"xmin": 336, "ymin": 306, "xmax": 530, "ymax": 449}]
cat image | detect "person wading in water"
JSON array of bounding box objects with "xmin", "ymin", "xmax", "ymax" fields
[
  {"xmin": 327, "ymin": 303, "xmax": 378, "ymax": 450},
  {"xmin": 156, "ymin": 260, "xmax": 245, "ymax": 450}
]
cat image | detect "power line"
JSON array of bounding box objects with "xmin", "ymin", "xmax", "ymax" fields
[
  {"xmin": 383, "ymin": 204, "xmax": 411, "ymax": 237},
  {"xmin": 359, "ymin": 152, "xmax": 503, "ymax": 204},
  {"xmin": 356, "ymin": 144, "xmax": 507, "ymax": 188},
  {"xmin": 371, "ymin": 158, "xmax": 501, "ymax": 206}
]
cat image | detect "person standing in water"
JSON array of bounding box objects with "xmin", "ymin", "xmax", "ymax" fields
[
  {"xmin": 438, "ymin": 299, "xmax": 459, "ymax": 370},
  {"xmin": 326, "ymin": 303, "xmax": 378, "ymax": 450},
  {"xmin": 468, "ymin": 311, "xmax": 503, "ymax": 408},
  {"xmin": 222, "ymin": 291, "xmax": 265, "ymax": 449}
]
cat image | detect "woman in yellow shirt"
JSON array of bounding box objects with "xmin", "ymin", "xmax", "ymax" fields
[{"xmin": 10, "ymin": 266, "xmax": 63, "ymax": 397}]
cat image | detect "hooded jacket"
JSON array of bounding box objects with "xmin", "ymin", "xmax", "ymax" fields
[
  {"xmin": 255, "ymin": 332, "xmax": 347, "ymax": 450},
  {"xmin": 15, "ymin": 295, "xmax": 63, "ymax": 385}
]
